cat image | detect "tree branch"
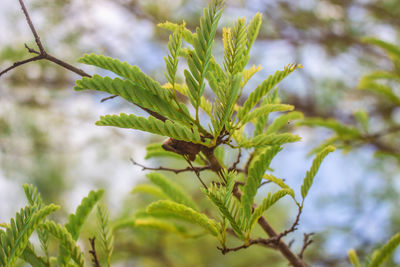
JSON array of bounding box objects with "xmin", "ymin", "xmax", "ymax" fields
[
  {"xmin": 89, "ymin": 237, "xmax": 102, "ymax": 267},
  {"xmin": 130, "ymin": 158, "xmax": 211, "ymax": 174},
  {"xmin": 218, "ymin": 237, "xmax": 277, "ymax": 254},
  {"xmin": 298, "ymin": 233, "xmax": 314, "ymax": 259}
]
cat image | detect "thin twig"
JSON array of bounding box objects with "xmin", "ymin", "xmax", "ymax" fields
[
  {"xmin": 298, "ymin": 233, "xmax": 314, "ymax": 259},
  {"xmin": 228, "ymin": 148, "xmax": 242, "ymax": 171},
  {"xmin": 275, "ymin": 206, "xmax": 303, "ymax": 242},
  {"xmin": 0, "ymin": 1, "xmax": 90, "ymax": 78},
  {"xmin": 19, "ymin": 0, "xmax": 45, "ymax": 54},
  {"xmin": 0, "ymin": 55, "xmax": 44, "ymax": 76},
  {"xmin": 218, "ymin": 237, "xmax": 277, "ymax": 255},
  {"xmin": 130, "ymin": 158, "xmax": 211, "ymax": 174},
  {"xmin": 89, "ymin": 237, "xmax": 102, "ymax": 267},
  {"xmin": 185, "ymin": 158, "xmax": 208, "ymax": 189},
  {"xmin": 101, "ymin": 94, "xmax": 119, "ymax": 102}
]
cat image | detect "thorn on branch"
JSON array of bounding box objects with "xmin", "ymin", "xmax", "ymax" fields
[{"xmin": 89, "ymin": 237, "xmax": 102, "ymax": 267}]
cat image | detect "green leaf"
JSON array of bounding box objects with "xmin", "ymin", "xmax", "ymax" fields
[
  {"xmin": 75, "ymin": 75, "xmax": 192, "ymax": 124},
  {"xmin": 248, "ymin": 189, "xmax": 292, "ymax": 231},
  {"xmin": 363, "ymin": 37, "xmax": 400, "ymax": 61},
  {"xmin": 246, "ymin": 13, "xmax": 262, "ymax": 55},
  {"xmin": 134, "ymin": 218, "xmax": 187, "ymax": 236},
  {"xmin": 147, "ymin": 200, "xmax": 219, "ymax": 236},
  {"xmin": 78, "ymin": 54, "xmax": 172, "ymax": 103},
  {"xmin": 223, "ymin": 18, "xmax": 248, "ymax": 75},
  {"xmin": 239, "ymin": 104, "xmax": 294, "ymax": 127},
  {"xmin": 165, "ymin": 23, "xmax": 184, "ymax": 88},
  {"xmin": 40, "ymin": 221, "xmax": 85, "ymax": 267},
  {"xmin": 20, "ymin": 244, "xmax": 48, "ymax": 267},
  {"xmin": 185, "ymin": 0, "xmax": 224, "ymax": 114},
  {"xmin": 203, "ymin": 172, "xmax": 245, "ymax": 239},
  {"xmin": 0, "ymin": 205, "xmax": 59, "ymax": 267},
  {"xmin": 299, "ymin": 118, "xmax": 361, "ymax": 138},
  {"xmin": 131, "ymin": 184, "xmax": 167, "ymax": 199},
  {"xmin": 147, "ymin": 173, "xmax": 198, "ymax": 210},
  {"xmin": 265, "ymin": 111, "xmax": 304, "ymax": 134},
  {"xmin": 158, "ymin": 21, "xmax": 195, "ymax": 45},
  {"xmin": 97, "ymin": 204, "xmax": 114, "ymax": 267},
  {"xmin": 96, "ymin": 113, "xmax": 201, "ymax": 143},
  {"xmin": 301, "ymin": 146, "xmax": 336, "ymax": 200},
  {"xmin": 263, "ymin": 174, "xmax": 293, "ymax": 192},
  {"xmin": 354, "ymin": 110, "xmax": 369, "ymax": 132},
  {"xmin": 241, "ymin": 133, "xmax": 301, "ymax": 148},
  {"xmin": 348, "ymin": 249, "xmax": 362, "ymax": 267},
  {"xmin": 22, "ymin": 184, "xmax": 49, "ymax": 257},
  {"xmin": 212, "ymin": 74, "xmax": 242, "ymax": 134},
  {"xmin": 241, "ymin": 146, "xmax": 281, "ymax": 219},
  {"xmin": 237, "ymin": 64, "xmax": 301, "ymax": 120},
  {"xmin": 65, "ymin": 189, "xmax": 104, "ymax": 241},
  {"xmin": 242, "ymin": 65, "xmax": 262, "ymax": 88},
  {"xmin": 23, "ymin": 184, "xmax": 43, "ymax": 209},
  {"xmin": 369, "ymin": 232, "xmax": 400, "ymax": 267},
  {"xmin": 358, "ymin": 79, "xmax": 400, "ymax": 106}
]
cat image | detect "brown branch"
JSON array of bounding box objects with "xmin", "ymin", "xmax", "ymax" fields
[
  {"xmin": 130, "ymin": 158, "xmax": 211, "ymax": 174},
  {"xmin": 101, "ymin": 94, "xmax": 119, "ymax": 102},
  {"xmin": 218, "ymin": 237, "xmax": 277, "ymax": 255},
  {"xmin": 2, "ymin": 0, "xmax": 171, "ymax": 125},
  {"xmin": 298, "ymin": 233, "xmax": 314, "ymax": 259},
  {"xmin": 185, "ymin": 157, "xmax": 208, "ymax": 189},
  {"xmin": 0, "ymin": 54, "xmax": 44, "ymax": 76},
  {"xmin": 276, "ymin": 206, "xmax": 303, "ymax": 242},
  {"xmin": 1, "ymin": 1, "xmax": 90, "ymax": 78},
  {"xmin": 232, "ymin": 182, "xmax": 307, "ymax": 267},
  {"xmin": 89, "ymin": 237, "xmax": 102, "ymax": 267},
  {"xmin": 228, "ymin": 148, "xmax": 242, "ymax": 172}
]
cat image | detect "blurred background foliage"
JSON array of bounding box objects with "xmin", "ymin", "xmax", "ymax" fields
[{"xmin": 0, "ymin": 0, "xmax": 399, "ymax": 266}]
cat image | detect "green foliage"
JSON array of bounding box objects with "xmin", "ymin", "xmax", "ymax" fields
[
  {"xmin": 20, "ymin": 245, "xmax": 48, "ymax": 267},
  {"xmin": 265, "ymin": 111, "xmax": 304, "ymax": 134},
  {"xmin": 147, "ymin": 200, "xmax": 220, "ymax": 236},
  {"xmin": 97, "ymin": 204, "xmax": 114, "ymax": 267},
  {"xmin": 65, "ymin": 189, "xmax": 104, "ymax": 241},
  {"xmin": 75, "ymin": 75, "xmax": 192, "ymax": 125},
  {"xmin": 70, "ymin": 0, "xmax": 336, "ymax": 263},
  {"xmin": 369, "ymin": 232, "xmax": 400, "ymax": 267},
  {"xmin": 165, "ymin": 23, "xmax": 184, "ymax": 89},
  {"xmin": 240, "ymin": 133, "xmax": 301, "ymax": 148},
  {"xmin": 204, "ymin": 171, "xmax": 245, "ymax": 239},
  {"xmin": 348, "ymin": 249, "xmax": 362, "ymax": 267},
  {"xmin": 239, "ymin": 104, "xmax": 294, "ymax": 128},
  {"xmin": 131, "ymin": 184, "xmax": 168, "ymax": 199},
  {"xmin": 300, "ymin": 37, "xmax": 400, "ymax": 160},
  {"xmin": 299, "ymin": 118, "xmax": 361, "ymax": 139},
  {"xmin": 78, "ymin": 54, "xmax": 172, "ymax": 103},
  {"xmin": 248, "ymin": 189, "xmax": 293, "ymax": 231},
  {"xmin": 97, "ymin": 113, "xmax": 201, "ymax": 143},
  {"xmin": 40, "ymin": 221, "xmax": 85, "ymax": 267},
  {"xmin": 0, "ymin": 204, "xmax": 59, "ymax": 267},
  {"xmin": 184, "ymin": 0, "xmax": 224, "ymax": 119},
  {"xmin": 23, "ymin": 184, "xmax": 50, "ymax": 257},
  {"xmin": 134, "ymin": 218, "xmax": 187, "ymax": 236},
  {"xmin": 146, "ymin": 172, "xmax": 198, "ymax": 210},
  {"xmin": 237, "ymin": 64, "xmax": 302, "ymax": 122},
  {"xmin": 242, "ymin": 146, "xmax": 281, "ymax": 219},
  {"xmin": 301, "ymin": 146, "xmax": 336, "ymax": 201}
]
